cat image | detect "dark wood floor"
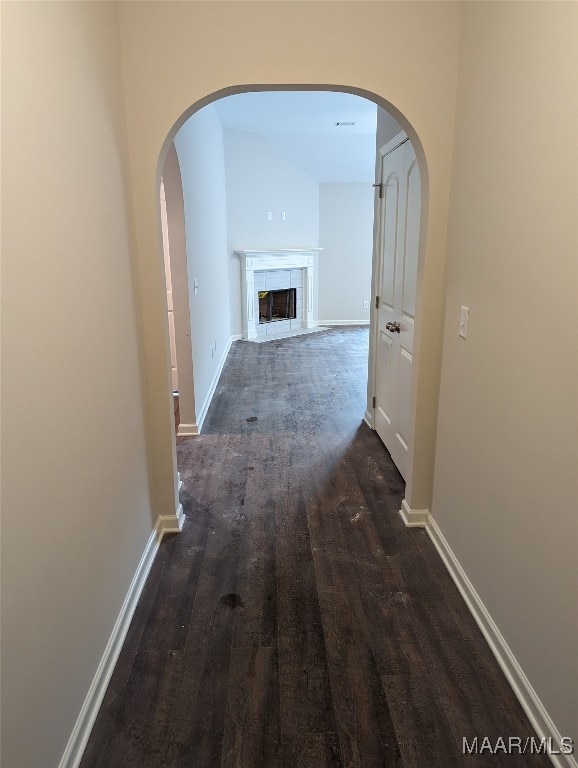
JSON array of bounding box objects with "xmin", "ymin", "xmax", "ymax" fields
[{"xmin": 81, "ymin": 327, "xmax": 550, "ymax": 768}]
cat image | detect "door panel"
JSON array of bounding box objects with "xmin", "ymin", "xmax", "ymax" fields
[
  {"xmin": 402, "ymin": 161, "xmax": 421, "ymax": 320},
  {"xmin": 396, "ymin": 346, "xmax": 413, "ymax": 451},
  {"xmin": 380, "ymin": 176, "xmax": 399, "ymax": 311},
  {"xmin": 376, "ymin": 329, "xmax": 394, "ymax": 426},
  {"xmin": 373, "ymin": 134, "xmax": 421, "ymax": 480}
]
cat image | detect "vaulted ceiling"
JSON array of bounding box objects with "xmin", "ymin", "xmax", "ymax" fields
[{"xmin": 213, "ymin": 90, "xmax": 379, "ymax": 183}]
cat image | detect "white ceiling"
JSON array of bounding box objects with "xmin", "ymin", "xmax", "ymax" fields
[
  {"xmin": 213, "ymin": 91, "xmax": 378, "ymax": 183},
  {"xmin": 214, "ymin": 91, "xmax": 377, "ymax": 135}
]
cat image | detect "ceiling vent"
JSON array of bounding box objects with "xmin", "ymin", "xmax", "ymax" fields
[{"xmin": 333, "ymin": 121, "xmax": 356, "ymax": 127}]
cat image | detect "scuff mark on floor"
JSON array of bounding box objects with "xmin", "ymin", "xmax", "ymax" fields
[{"xmin": 350, "ymin": 506, "xmax": 369, "ymax": 522}]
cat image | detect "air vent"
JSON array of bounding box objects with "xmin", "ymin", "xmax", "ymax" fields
[{"xmin": 333, "ymin": 121, "xmax": 356, "ymax": 127}]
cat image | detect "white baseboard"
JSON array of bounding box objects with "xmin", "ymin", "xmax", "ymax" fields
[
  {"xmin": 196, "ymin": 335, "xmax": 237, "ymax": 433},
  {"xmin": 58, "ymin": 508, "xmax": 184, "ymax": 768},
  {"xmin": 319, "ymin": 320, "xmax": 370, "ymax": 326},
  {"xmin": 156, "ymin": 504, "xmax": 185, "ymax": 534},
  {"xmin": 364, "ymin": 408, "xmax": 374, "ymax": 429},
  {"xmin": 177, "ymin": 422, "xmax": 198, "ymax": 437},
  {"xmin": 399, "ymin": 498, "xmax": 429, "ymax": 527},
  {"xmin": 425, "ymin": 513, "xmax": 577, "ymax": 768}
]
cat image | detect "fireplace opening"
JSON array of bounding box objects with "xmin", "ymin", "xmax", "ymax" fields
[{"xmin": 258, "ymin": 288, "xmax": 297, "ymax": 324}]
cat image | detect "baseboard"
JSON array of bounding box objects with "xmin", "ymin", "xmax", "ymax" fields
[
  {"xmin": 425, "ymin": 513, "xmax": 577, "ymax": 768},
  {"xmin": 399, "ymin": 498, "xmax": 429, "ymax": 527},
  {"xmin": 156, "ymin": 504, "xmax": 185, "ymax": 534},
  {"xmin": 177, "ymin": 422, "xmax": 198, "ymax": 437},
  {"xmin": 364, "ymin": 408, "xmax": 374, "ymax": 429},
  {"xmin": 319, "ymin": 320, "xmax": 370, "ymax": 326},
  {"xmin": 196, "ymin": 335, "xmax": 236, "ymax": 433},
  {"xmin": 58, "ymin": 508, "xmax": 184, "ymax": 768}
]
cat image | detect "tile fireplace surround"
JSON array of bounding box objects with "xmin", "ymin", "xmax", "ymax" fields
[{"xmin": 236, "ymin": 249, "xmax": 322, "ymax": 341}]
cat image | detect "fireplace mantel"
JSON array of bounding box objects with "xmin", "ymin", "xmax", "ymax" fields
[{"xmin": 236, "ymin": 249, "xmax": 322, "ymax": 340}]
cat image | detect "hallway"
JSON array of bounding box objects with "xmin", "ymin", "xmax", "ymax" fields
[{"xmin": 81, "ymin": 328, "xmax": 548, "ymax": 768}]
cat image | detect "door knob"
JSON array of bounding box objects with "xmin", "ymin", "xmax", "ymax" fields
[{"xmin": 386, "ymin": 321, "xmax": 401, "ymax": 333}]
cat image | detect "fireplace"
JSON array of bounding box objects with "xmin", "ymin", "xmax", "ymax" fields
[
  {"xmin": 259, "ymin": 288, "xmax": 297, "ymax": 324},
  {"xmin": 235, "ymin": 249, "xmax": 322, "ymax": 340}
]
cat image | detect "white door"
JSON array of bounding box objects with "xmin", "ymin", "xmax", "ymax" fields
[
  {"xmin": 160, "ymin": 180, "xmax": 179, "ymax": 393},
  {"xmin": 373, "ymin": 132, "xmax": 421, "ymax": 480}
]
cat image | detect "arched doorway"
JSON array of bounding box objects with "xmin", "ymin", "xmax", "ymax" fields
[{"xmin": 156, "ymin": 85, "xmax": 431, "ymax": 528}]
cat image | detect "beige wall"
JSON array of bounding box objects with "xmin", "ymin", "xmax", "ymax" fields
[
  {"xmin": 6, "ymin": 3, "xmax": 575, "ymax": 766},
  {"xmin": 1, "ymin": 3, "xmax": 154, "ymax": 766},
  {"xmin": 432, "ymin": 1, "xmax": 578, "ymax": 739},
  {"xmin": 118, "ymin": 0, "xmax": 462, "ymax": 521}
]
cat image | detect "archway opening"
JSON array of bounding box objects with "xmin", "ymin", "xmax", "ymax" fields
[{"xmin": 157, "ymin": 85, "xmax": 429, "ymax": 513}]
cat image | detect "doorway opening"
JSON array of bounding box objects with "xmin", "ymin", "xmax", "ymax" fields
[{"xmin": 157, "ymin": 85, "xmax": 429, "ymax": 513}]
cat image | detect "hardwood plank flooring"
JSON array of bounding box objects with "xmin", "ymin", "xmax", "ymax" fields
[{"xmin": 81, "ymin": 327, "xmax": 551, "ymax": 767}]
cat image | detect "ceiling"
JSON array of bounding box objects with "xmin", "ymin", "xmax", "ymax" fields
[{"xmin": 213, "ymin": 90, "xmax": 378, "ymax": 183}]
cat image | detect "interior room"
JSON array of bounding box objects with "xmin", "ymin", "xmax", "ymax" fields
[
  {"xmin": 164, "ymin": 91, "xmax": 382, "ymax": 434},
  {"xmin": 2, "ymin": 3, "xmax": 576, "ymax": 767}
]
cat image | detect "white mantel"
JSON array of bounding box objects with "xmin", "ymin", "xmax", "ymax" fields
[{"xmin": 236, "ymin": 249, "xmax": 322, "ymax": 340}]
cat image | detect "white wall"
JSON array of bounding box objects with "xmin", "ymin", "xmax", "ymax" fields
[
  {"xmin": 432, "ymin": 1, "xmax": 578, "ymax": 741},
  {"xmin": 318, "ymin": 183, "xmax": 374, "ymax": 324},
  {"xmin": 376, "ymin": 107, "xmax": 403, "ymax": 151},
  {"xmin": 264, "ymin": 132, "xmax": 377, "ymax": 183},
  {"xmin": 1, "ymin": 4, "xmax": 155, "ymax": 766},
  {"xmin": 174, "ymin": 105, "xmax": 231, "ymax": 422},
  {"xmin": 223, "ymin": 128, "xmax": 319, "ymax": 334}
]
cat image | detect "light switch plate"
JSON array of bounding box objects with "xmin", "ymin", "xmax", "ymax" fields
[{"xmin": 459, "ymin": 305, "xmax": 469, "ymax": 339}]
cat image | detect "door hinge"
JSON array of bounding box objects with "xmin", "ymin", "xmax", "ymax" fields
[
  {"xmin": 375, "ymin": 295, "xmax": 380, "ymax": 309},
  {"xmin": 372, "ymin": 182, "xmax": 384, "ymax": 199},
  {"xmin": 372, "ymin": 396, "xmax": 376, "ymax": 408}
]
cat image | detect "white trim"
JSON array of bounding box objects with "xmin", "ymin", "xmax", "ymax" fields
[
  {"xmin": 196, "ymin": 335, "xmax": 237, "ymax": 433},
  {"xmin": 176, "ymin": 422, "xmax": 199, "ymax": 437},
  {"xmin": 236, "ymin": 249, "xmax": 321, "ymax": 340},
  {"xmin": 319, "ymin": 320, "xmax": 370, "ymax": 327},
  {"xmin": 398, "ymin": 499, "xmax": 429, "ymax": 527},
  {"xmin": 379, "ymin": 129, "xmax": 409, "ymax": 158},
  {"xmin": 58, "ymin": 509, "xmax": 183, "ymax": 768},
  {"xmin": 156, "ymin": 504, "xmax": 185, "ymax": 534},
  {"xmin": 424, "ymin": 513, "xmax": 577, "ymax": 768},
  {"xmin": 364, "ymin": 408, "xmax": 374, "ymax": 429},
  {"xmin": 235, "ymin": 249, "xmax": 323, "ymax": 257}
]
